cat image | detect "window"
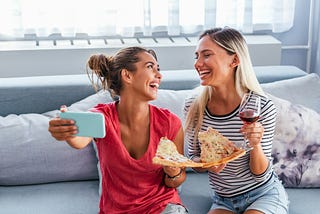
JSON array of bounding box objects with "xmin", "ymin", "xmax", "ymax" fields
[{"xmin": 0, "ymin": 0, "xmax": 296, "ymax": 39}]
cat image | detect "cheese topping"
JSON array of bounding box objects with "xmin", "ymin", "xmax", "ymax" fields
[
  {"xmin": 198, "ymin": 127, "xmax": 236, "ymax": 163},
  {"xmin": 156, "ymin": 137, "xmax": 190, "ymax": 163}
]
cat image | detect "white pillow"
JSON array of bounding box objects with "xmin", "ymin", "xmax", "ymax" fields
[
  {"xmin": 268, "ymin": 93, "xmax": 320, "ymax": 187},
  {"xmin": 262, "ymin": 73, "xmax": 320, "ymax": 113},
  {"xmin": 151, "ymin": 89, "xmax": 193, "ymax": 120}
]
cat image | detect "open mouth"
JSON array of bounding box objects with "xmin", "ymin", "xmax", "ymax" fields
[
  {"xmin": 199, "ymin": 70, "xmax": 211, "ymax": 78},
  {"xmin": 149, "ymin": 82, "xmax": 159, "ymax": 89}
]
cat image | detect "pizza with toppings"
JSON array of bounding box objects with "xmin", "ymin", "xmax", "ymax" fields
[
  {"xmin": 198, "ymin": 127, "xmax": 246, "ymax": 167},
  {"xmin": 152, "ymin": 137, "xmax": 204, "ymax": 167}
]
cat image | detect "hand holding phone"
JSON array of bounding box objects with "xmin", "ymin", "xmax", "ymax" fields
[{"xmin": 60, "ymin": 111, "xmax": 106, "ymax": 138}]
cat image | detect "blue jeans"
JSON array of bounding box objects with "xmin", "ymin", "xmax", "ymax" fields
[
  {"xmin": 210, "ymin": 173, "xmax": 289, "ymax": 214},
  {"xmin": 161, "ymin": 203, "xmax": 188, "ymax": 214}
]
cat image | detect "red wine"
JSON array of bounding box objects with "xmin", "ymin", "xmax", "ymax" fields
[{"xmin": 240, "ymin": 110, "xmax": 260, "ymax": 123}]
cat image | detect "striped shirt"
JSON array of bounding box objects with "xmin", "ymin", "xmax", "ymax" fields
[{"xmin": 183, "ymin": 92, "xmax": 277, "ymax": 197}]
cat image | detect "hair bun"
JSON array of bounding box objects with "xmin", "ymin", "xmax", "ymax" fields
[{"xmin": 87, "ymin": 54, "xmax": 103, "ymax": 70}]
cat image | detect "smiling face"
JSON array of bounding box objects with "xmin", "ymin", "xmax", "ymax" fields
[
  {"xmin": 194, "ymin": 35, "xmax": 238, "ymax": 88},
  {"xmin": 126, "ymin": 51, "xmax": 162, "ymax": 101}
]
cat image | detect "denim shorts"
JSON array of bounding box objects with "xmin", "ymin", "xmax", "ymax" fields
[
  {"xmin": 210, "ymin": 173, "xmax": 289, "ymax": 214},
  {"xmin": 161, "ymin": 203, "xmax": 188, "ymax": 214}
]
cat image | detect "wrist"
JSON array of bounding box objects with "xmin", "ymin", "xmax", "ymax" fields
[{"xmin": 165, "ymin": 168, "xmax": 183, "ymax": 181}]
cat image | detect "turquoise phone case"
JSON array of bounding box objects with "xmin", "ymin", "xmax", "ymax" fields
[{"xmin": 60, "ymin": 111, "xmax": 106, "ymax": 138}]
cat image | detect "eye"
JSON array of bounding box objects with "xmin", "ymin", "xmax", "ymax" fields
[
  {"xmin": 147, "ymin": 64, "xmax": 153, "ymax": 69},
  {"xmin": 204, "ymin": 53, "xmax": 212, "ymax": 58}
]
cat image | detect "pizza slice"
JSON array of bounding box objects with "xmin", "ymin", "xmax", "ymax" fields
[
  {"xmin": 152, "ymin": 137, "xmax": 204, "ymax": 167},
  {"xmin": 198, "ymin": 127, "xmax": 246, "ymax": 168}
]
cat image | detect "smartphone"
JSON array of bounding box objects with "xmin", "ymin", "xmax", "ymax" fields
[{"xmin": 60, "ymin": 111, "xmax": 106, "ymax": 138}]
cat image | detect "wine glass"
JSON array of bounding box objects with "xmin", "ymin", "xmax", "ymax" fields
[{"xmin": 238, "ymin": 92, "xmax": 261, "ymax": 151}]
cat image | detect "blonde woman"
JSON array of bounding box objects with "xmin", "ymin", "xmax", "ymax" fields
[{"xmin": 184, "ymin": 27, "xmax": 288, "ymax": 214}]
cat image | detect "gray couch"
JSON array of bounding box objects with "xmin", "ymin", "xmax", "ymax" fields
[{"xmin": 1, "ymin": 66, "xmax": 319, "ymax": 214}]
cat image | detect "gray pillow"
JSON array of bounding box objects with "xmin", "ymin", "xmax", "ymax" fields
[
  {"xmin": 0, "ymin": 90, "xmax": 112, "ymax": 186},
  {"xmin": 261, "ymin": 73, "xmax": 320, "ymax": 113}
]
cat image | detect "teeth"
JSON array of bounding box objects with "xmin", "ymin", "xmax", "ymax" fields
[
  {"xmin": 150, "ymin": 83, "xmax": 159, "ymax": 88},
  {"xmin": 199, "ymin": 70, "xmax": 210, "ymax": 75}
]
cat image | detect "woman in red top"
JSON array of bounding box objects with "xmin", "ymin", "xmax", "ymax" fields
[{"xmin": 48, "ymin": 47, "xmax": 187, "ymax": 214}]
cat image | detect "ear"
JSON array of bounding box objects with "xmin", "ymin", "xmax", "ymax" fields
[
  {"xmin": 231, "ymin": 54, "xmax": 239, "ymax": 68},
  {"xmin": 121, "ymin": 69, "xmax": 133, "ymax": 84}
]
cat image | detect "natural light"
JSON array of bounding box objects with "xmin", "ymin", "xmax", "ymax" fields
[{"xmin": 0, "ymin": 0, "xmax": 295, "ymax": 39}]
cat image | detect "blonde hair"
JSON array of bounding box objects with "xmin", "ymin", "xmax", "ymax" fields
[{"xmin": 184, "ymin": 27, "xmax": 264, "ymax": 139}]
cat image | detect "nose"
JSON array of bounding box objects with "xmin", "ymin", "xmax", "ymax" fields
[
  {"xmin": 156, "ymin": 69, "xmax": 162, "ymax": 80},
  {"xmin": 194, "ymin": 57, "xmax": 202, "ymax": 71}
]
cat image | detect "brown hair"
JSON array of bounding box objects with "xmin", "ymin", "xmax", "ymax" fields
[{"xmin": 86, "ymin": 46, "xmax": 157, "ymax": 98}]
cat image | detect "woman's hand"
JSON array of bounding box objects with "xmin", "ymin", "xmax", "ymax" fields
[
  {"xmin": 163, "ymin": 166, "xmax": 182, "ymax": 178},
  {"xmin": 240, "ymin": 122, "xmax": 264, "ymax": 148},
  {"xmin": 191, "ymin": 157, "xmax": 226, "ymax": 173},
  {"xmin": 48, "ymin": 105, "xmax": 93, "ymax": 149},
  {"xmin": 207, "ymin": 163, "xmax": 226, "ymax": 174},
  {"xmin": 48, "ymin": 105, "xmax": 78, "ymax": 141},
  {"xmin": 48, "ymin": 117, "xmax": 77, "ymax": 141}
]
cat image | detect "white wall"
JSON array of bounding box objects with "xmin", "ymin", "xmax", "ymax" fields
[{"xmin": 0, "ymin": 35, "xmax": 281, "ymax": 78}]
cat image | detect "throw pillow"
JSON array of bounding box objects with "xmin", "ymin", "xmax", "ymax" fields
[
  {"xmin": 268, "ymin": 93, "xmax": 320, "ymax": 187},
  {"xmin": 150, "ymin": 89, "xmax": 193, "ymax": 121},
  {"xmin": 0, "ymin": 90, "xmax": 112, "ymax": 186},
  {"xmin": 262, "ymin": 73, "xmax": 320, "ymax": 113},
  {"xmin": 0, "ymin": 113, "xmax": 99, "ymax": 185}
]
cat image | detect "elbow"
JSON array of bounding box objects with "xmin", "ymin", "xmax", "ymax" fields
[{"xmin": 66, "ymin": 137, "xmax": 92, "ymax": 149}]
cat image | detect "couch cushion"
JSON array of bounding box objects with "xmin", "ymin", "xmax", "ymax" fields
[
  {"xmin": 0, "ymin": 90, "xmax": 113, "ymax": 186},
  {"xmin": 180, "ymin": 172, "xmax": 212, "ymax": 214},
  {"xmin": 0, "ymin": 75, "xmax": 95, "ymax": 116},
  {"xmin": 0, "ymin": 113, "xmax": 97, "ymax": 185},
  {"xmin": 261, "ymin": 73, "xmax": 320, "ymax": 113},
  {"xmin": 260, "ymin": 74, "xmax": 320, "ymax": 187},
  {"xmin": 181, "ymin": 172, "xmax": 320, "ymax": 214},
  {"xmin": 254, "ymin": 65, "xmax": 306, "ymax": 83},
  {"xmin": 0, "ymin": 180, "xmax": 99, "ymax": 214},
  {"xmin": 267, "ymin": 93, "xmax": 320, "ymax": 187},
  {"xmin": 150, "ymin": 89, "xmax": 193, "ymax": 120}
]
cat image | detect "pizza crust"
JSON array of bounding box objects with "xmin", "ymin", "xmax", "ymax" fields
[
  {"xmin": 201, "ymin": 149, "xmax": 246, "ymax": 167},
  {"xmin": 152, "ymin": 156, "xmax": 204, "ymax": 167},
  {"xmin": 152, "ymin": 137, "xmax": 204, "ymax": 168}
]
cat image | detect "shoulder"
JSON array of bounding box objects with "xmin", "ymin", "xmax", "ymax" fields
[
  {"xmin": 260, "ymin": 93, "xmax": 276, "ymax": 111},
  {"xmin": 253, "ymin": 92, "xmax": 276, "ymax": 109},
  {"xmin": 254, "ymin": 92, "xmax": 277, "ymax": 119},
  {"xmin": 90, "ymin": 102, "xmax": 116, "ymax": 114},
  {"xmin": 184, "ymin": 94, "xmax": 197, "ymax": 108}
]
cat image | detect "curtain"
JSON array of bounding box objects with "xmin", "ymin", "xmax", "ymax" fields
[
  {"xmin": 312, "ymin": 0, "xmax": 320, "ymax": 75},
  {"xmin": 0, "ymin": 0, "xmax": 296, "ymax": 39}
]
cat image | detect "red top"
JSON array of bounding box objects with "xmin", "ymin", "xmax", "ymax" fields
[{"xmin": 92, "ymin": 102, "xmax": 183, "ymax": 214}]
